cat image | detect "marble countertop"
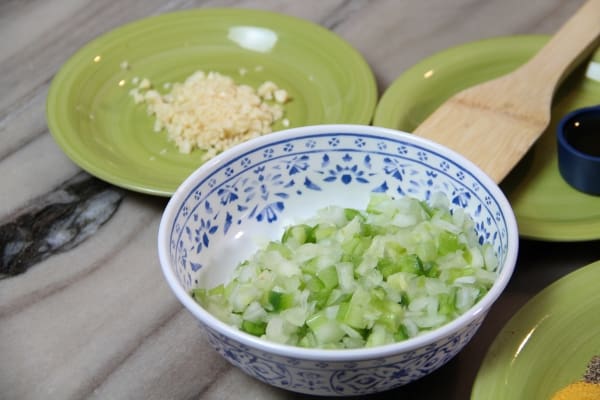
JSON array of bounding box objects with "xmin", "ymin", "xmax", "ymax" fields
[{"xmin": 1, "ymin": 0, "xmax": 599, "ymax": 399}]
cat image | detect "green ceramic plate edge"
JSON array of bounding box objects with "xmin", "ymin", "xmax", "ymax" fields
[
  {"xmin": 373, "ymin": 35, "xmax": 600, "ymax": 241},
  {"xmin": 46, "ymin": 8, "xmax": 377, "ymax": 197},
  {"xmin": 471, "ymin": 260, "xmax": 600, "ymax": 399}
]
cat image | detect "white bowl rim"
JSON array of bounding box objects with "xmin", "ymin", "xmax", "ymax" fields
[{"xmin": 158, "ymin": 123, "xmax": 519, "ymax": 361}]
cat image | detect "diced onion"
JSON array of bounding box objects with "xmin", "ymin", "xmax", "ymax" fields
[{"xmin": 192, "ymin": 194, "xmax": 499, "ymax": 348}]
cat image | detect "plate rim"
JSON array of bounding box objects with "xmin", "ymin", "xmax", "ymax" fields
[{"xmin": 470, "ymin": 259, "xmax": 600, "ymax": 399}]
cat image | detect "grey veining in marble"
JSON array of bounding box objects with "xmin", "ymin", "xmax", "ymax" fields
[
  {"xmin": 1, "ymin": 172, "xmax": 123, "ymax": 278},
  {"xmin": 1, "ymin": 1, "xmax": 598, "ymax": 399}
]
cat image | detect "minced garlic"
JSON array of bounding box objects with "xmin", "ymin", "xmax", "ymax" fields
[{"xmin": 130, "ymin": 70, "xmax": 290, "ymax": 157}]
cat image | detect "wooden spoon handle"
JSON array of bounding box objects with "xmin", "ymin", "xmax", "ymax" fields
[{"xmin": 518, "ymin": 0, "xmax": 600, "ymax": 92}]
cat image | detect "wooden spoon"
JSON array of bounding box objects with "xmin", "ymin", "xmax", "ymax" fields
[{"xmin": 413, "ymin": 0, "xmax": 600, "ymax": 183}]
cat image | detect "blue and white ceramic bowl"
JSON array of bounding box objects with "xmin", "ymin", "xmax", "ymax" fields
[{"xmin": 158, "ymin": 124, "xmax": 518, "ymax": 396}]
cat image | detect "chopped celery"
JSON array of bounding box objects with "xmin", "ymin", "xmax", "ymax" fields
[
  {"xmin": 306, "ymin": 279, "xmax": 330, "ymax": 308},
  {"xmin": 336, "ymin": 287, "xmax": 371, "ymax": 329},
  {"xmin": 192, "ymin": 194, "xmax": 498, "ymax": 349},
  {"xmin": 438, "ymin": 231, "xmax": 464, "ymax": 255},
  {"xmin": 267, "ymin": 290, "xmax": 295, "ymax": 311},
  {"xmin": 340, "ymin": 236, "xmax": 372, "ymax": 265},
  {"xmin": 317, "ymin": 265, "xmax": 339, "ymax": 290},
  {"xmin": 241, "ymin": 320, "xmax": 267, "ymax": 336},
  {"xmin": 313, "ymin": 223, "xmax": 337, "ymax": 242},
  {"xmin": 343, "ymin": 208, "xmax": 364, "ymax": 222},
  {"xmin": 394, "ymin": 324, "xmax": 410, "ymax": 341},
  {"xmin": 282, "ymin": 224, "xmax": 314, "ymax": 245},
  {"xmin": 437, "ymin": 289, "xmax": 458, "ymax": 316},
  {"xmin": 307, "ymin": 310, "xmax": 346, "ymax": 344},
  {"xmin": 377, "ymin": 254, "xmax": 424, "ymax": 278},
  {"xmin": 264, "ymin": 241, "xmax": 293, "ymax": 259}
]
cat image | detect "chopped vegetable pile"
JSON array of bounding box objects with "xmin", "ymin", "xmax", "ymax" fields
[{"xmin": 192, "ymin": 193, "xmax": 499, "ymax": 349}]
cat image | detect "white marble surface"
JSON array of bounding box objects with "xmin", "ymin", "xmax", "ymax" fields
[{"xmin": 1, "ymin": 0, "xmax": 599, "ymax": 399}]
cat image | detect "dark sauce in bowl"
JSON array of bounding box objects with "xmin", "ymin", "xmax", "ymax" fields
[
  {"xmin": 557, "ymin": 105, "xmax": 600, "ymax": 195},
  {"xmin": 563, "ymin": 112, "xmax": 600, "ymax": 157}
]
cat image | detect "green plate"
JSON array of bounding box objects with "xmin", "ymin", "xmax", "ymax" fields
[
  {"xmin": 374, "ymin": 35, "xmax": 600, "ymax": 241},
  {"xmin": 46, "ymin": 9, "xmax": 377, "ymax": 196},
  {"xmin": 471, "ymin": 260, "xmax": 600, "ymax": 399}
]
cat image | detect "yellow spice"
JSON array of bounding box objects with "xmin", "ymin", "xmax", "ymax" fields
[
  {"xmin": 550, "ymin": 381, "xmax": 600, "ymax": 400},
  {"xmin": 551, "ymin": 356, "xmax": 600, "ymax": 400}
]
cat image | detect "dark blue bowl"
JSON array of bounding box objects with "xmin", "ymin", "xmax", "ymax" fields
[{"xmin": 557, "ymin": 105, "xmax": 600, "ymax": 195}]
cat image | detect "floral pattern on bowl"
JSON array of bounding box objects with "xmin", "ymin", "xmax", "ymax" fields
[{"xmin": 158, "ymin": 124, "xmax": 518, "ymax": 396}]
